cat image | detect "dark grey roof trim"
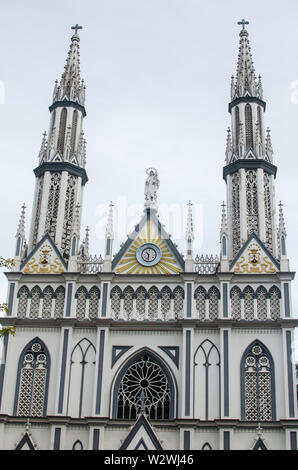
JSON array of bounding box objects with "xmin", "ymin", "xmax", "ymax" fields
[
  {"xmin": 228, "ymin": 96, "xmax": 266, "ymax": 113},
  {"xmin": 49, "ymin": 100, "xmax": 86, "ymax": 117},
  {"xmin": 34, "ymin": 162, "xmax": 88, "ymax": 186},
  {"xmin": 223, "ymin": 160, "xmax": 277, "ymax": 181}
]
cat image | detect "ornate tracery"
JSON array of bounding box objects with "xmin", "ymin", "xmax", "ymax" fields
[
  {"xmin": 241, "ymin": 341, "xmax": 275, "ymax": 421},
  {"xmin": 15, "ymin": 339, "xmax": 49, "ymax": 417},
  {"xmin": 116, "ymin": 353, "xmax": 172, "ymax": 420}
]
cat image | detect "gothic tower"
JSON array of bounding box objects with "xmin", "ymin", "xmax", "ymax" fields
[
  {"xmin": 28, "ymin": 25, "xmax": 87, "ymax": 262},
  {"xmin": 223, "ymin": 19, "xmax": 279, "ymax": 263}
]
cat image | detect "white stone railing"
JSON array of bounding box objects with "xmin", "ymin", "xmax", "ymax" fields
[
  {"xmin": 78, "ymin": 254, "xmax": 103, "ymax": 274},
  {"xmin": 194, "ymin": 254, "xmax": 220, "ymax": 274}
]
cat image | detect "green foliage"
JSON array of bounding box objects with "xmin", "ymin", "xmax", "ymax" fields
[{"xmin": 0, "ymin": 257, "xmax": 16, "ymax": 338}]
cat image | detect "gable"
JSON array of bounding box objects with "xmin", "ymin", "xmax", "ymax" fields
[
  {"xmin": 113, "ymin": 209, "xmax": 185, "ymax": 274},
  {"xmin": 231, "ymin": 233, "xmax": 280, "ymax": 274},
  {"xmin": 119, "ymin": 414, "xmax": 163, "ymax": 450},
  {"xmin": 15, "ymin": 432, "xmax": 36, "ymax": 450},
  {"xmin": 20, "ymin": 234, "xmax": 67, "ymax": 274}
]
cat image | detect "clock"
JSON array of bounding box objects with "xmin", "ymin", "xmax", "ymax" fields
[{"xmin": 136, "ymin": 243, "xmax": 162, "ymax": 267}]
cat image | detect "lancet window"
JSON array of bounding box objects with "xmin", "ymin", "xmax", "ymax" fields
[{"xmin": 15, "ymin": 339, "xmax": 49, "ymax": 417}]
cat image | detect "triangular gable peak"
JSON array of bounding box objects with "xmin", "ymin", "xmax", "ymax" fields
[
  {"xmin": 119, "ymin": 414, "xmax": 163, "ymax": 450},
  {"xmin": 15, "ymin": 432, "xmax": 37, "ymax": 450},
  {"xmin": 20, "ymin": 233, "xmax": 67, "ymax": 274},
  {"xmin": 112, "ymin": 209, "xmax": 185, "ymax": 275},
  {"xmin": 230, "ymin": 233, "xmax": 280, "ymax": 274}
]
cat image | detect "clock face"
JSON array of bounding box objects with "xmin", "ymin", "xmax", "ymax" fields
[{"xmin": 136, "ymin": 243, "xmax": 162, "ymax": 267}]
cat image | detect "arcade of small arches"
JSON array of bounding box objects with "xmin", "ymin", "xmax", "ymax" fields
[{"xmin": 15, "ymin": 283, "xmax": 281, "ymax": 321}]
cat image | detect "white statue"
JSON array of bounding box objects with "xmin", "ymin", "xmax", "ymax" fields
[{"xmin": 144, "ymin": 168, "xmax": 159, "ymax": 209}]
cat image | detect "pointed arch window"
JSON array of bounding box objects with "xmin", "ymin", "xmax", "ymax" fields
[
  {"xmin": 269, "ymin": 286, "xmax": 281, "ymax": 320},
  {"xmin": 57, "ymin": 108, "xmax": 67, "ymax": 155},
  {"xmin": 161, "ymin": 286, "xmax": 172, "ymax": 320},
  {"xmin": 75, "ymin": 286, "xmax": 88, "ymax": 320},
  {"xmin": 17, "ymin": 286, "xmax": 30, "ymax": 318},
  {"xmin": 245, "ymin": 103, "xmax": 253, "ymax": 149},
  {"xmin": 54, "ymin": 286, "xmax": 65, "ymax": 318},
  {"xmin": 244, "ymin": 286, "xmax": 255, "ymax": 320},
  {"xmin": 45, "ymin": 172, "xmax": 61, "ymax": 239},
  {"xmin": 235, "ymin": 106, "xmax": 240, "ymax": 150},
  {"xmin": 15, "ymin": 339, "xmax": 50, "ymax": 417},
  {"xmin": 66, "ymin": 338, "xmax": 96, "ymax": 418},
  {"xmin": 208, "ymin": 286, "xmax": 220, "ymax": 320},
  {"xmin": 70, "ymin": 110, "xmax": 78, "ymax": 155},
  {"xmin": 89, "ymin": 286, "xmax": 100, "ymax": 319},
  {"xmin": 123, "ymin": 286, "xmax": 134, "ymax": 318},
  {"xmin": 194, "ymin": 286, "xmax": 206, "ymax": 320},
  {"xmin": 256, "ymin": 286, "xmax": 268, "ymax": 320},
  {"xmin": 230, "ymin": 285, "xmax": 242, "ymax": 320},
  {"xmin": 193, "ymin": 339, "xmax": 220, "ymax": 420},
  {"xmin": 246, "ymin": 169, "xmax": 259, "ymax": 236},
  {"xmin": 136, "ymin": 286, "xmax": 147, "ymax": 320},
  {"xmin": 29, "ymin": 286, "xmax": 42, "ymax": 319},
  {"xmin": 110, "ymin": 286, "xmax": 122, "ymax": 319},
  {"xmin": 42, "ymin": 286, "xmax": 54, "ymax": 319},
  {"xmin": 173, "ymin": 286, "xmax": 184, "ymax": 319},
  {"xmin": 241, "ymin": 341, "xmax": 276, "ymax": 421},
  {"xmin": 148, "ymin": 286, "xmax": 159, "ymax": 319},
  {"xmin": 115, "ymin": 351, "xmax": 173, "ymax": 420},
  {"xmin": 231, "ymin": 172, "xmax": 241, "ymax": 256}
]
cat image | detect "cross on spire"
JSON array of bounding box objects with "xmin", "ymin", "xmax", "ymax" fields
[
  {"xmin": 71, "ymin": 23, "xmax": 82, "ymax": 35},
  {"xmin": 237, "ymin": 18, "xmax": 249, "ymax": 31}
]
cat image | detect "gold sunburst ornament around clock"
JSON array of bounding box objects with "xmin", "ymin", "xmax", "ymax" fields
[{"xmin": 116, "ymin": 221, "xmax": 181, "ymax": 274}]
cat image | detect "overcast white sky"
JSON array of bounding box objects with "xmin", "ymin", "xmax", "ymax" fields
[{"xmin": 0, "ymin": 0, "xmax": 297, "ymax": 356}]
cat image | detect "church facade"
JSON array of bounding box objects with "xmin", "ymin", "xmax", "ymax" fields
[{"xmin": 0, "ymin": 21, "xmax": 297, "ymax": 450}]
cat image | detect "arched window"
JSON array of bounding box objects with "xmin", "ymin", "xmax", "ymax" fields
[
  {"xmin": 29, "ymin": 286, "xmax": 42, "ymax": 319},
  {"xmin": 235, "ymin": 106, "xmax": 240, "ymax": 150},
  {"xmin": 208, "ymin": 286, "xmax": 220, "ymax": 320},
  {"xmin": 241, "ymin": 341, "xmax": 275, "ymax": 421},
  {"xmin": 230, "ymin": 285, "xmax": 242, "ymax": 320},
  {"xmin": 57, "ymin": 108, "xmax": 67, "ymax": 155},
  {"xmin": 245, "ymin": 103, "xmax": 253, "ymax": 149},
  {"xmin": 123, "ymin": 286, "xmax": 134, "ymax": 319},
  {"xmin": 42, "ymin": 286, "xmax": 54, "ymax": 319},
  {"xmin": 66, "ymin": 338, "xmax": 96, "ymax": 418},
  {"xmin": 136, "ymin": 286, "xmax": 147, "ymax": 320},
  {"xmin": 70, "ymin": 110, "xmax": 78, "ymax": 155},
  {"xmin": 256, "ymin": 286, "xmax": 267, "ymax": 320},
  {"xmin": 246, "ymin": 170, "xmax": 259, "ymax": 236},
  {"xmin": 193, "ymin": 339, "xmax": 220, "ymax": 420},
  {"xmin": 54, "ymin": 286, "xmax": 65, "ymax": 318},
  {"xmin": 89, "ymin": 286, "xmax": 100, "ymax": 319},
  {"xmin": 232, "ymin": 172, "xmax": 241, "ymax": 256},
  {"xmin": 194, "ymin": 286, "xmax": 206, "ymax": 320},
  {"xmin": 243, "ymin": 286, "xmax": 255, "ymax": 320},
  {"xmin": 15, "ymin": 338, "xmax": 50, "ymax": 417},
  {"xmin": 17, "ymin": 286, "xmax": 30, "ymax": 318},
  {"xmin": 61, "ymin": 175, "xmax": 76, "ymax": 260},
  {"xmin": 114, "ymin": 351, "xmax": 174, "ymax": 420},
  {"xmin": 269, "ymin": 286, "xmax": 281, "ymax": 320},
  {"xmin": 173, "ymin": 286, "xmax": 184, "ymax": 319},
  {"xmin": 161, "ymin": 286, "xmax": 172, "ymax": 320},
  {"xmin": 148, "ymin": 286, "xmax": 159, "ymax": 320},
  {"xmin": 75, "ymin": 286, "xmax": 88, "ymax": 320},
  {"xmin": 45, "ymin": 172, "xmax": 61, "ymax": 239},
  {"xmin": 110, "ymin": 286, "xmax": 122, "ymax": 319}
]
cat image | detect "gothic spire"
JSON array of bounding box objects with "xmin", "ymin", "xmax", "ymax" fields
[
  {"xmin": 52, "ymin": 25, "xmax": 85, "ymax": 106},
  {"xmin": 16, "ymin": 203, "xmax": 26, "ymax": 239},
  {"xmin": 231, "ymin": 19, "xmax": 262, "ymax": 100}
]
